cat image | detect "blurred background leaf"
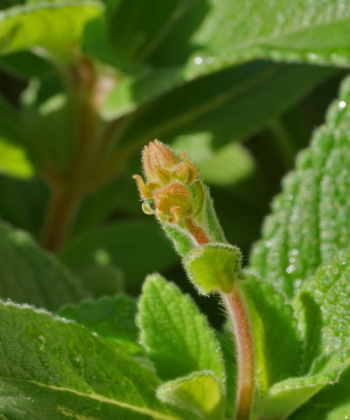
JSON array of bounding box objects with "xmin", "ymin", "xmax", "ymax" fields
[{"xmin": 0, "ymin": 0, "xmax": 348, "ymax": 330}]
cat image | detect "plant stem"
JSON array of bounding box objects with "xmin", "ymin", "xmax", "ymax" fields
[
  {"xmin": 222, "ymin": 284, "xmax": 255, "ymax": 420},
  {"xmin": 42, "ymin": 184, "xmax": 81, "ymax": 252},
  {"xmin": 42, "ymin": 57, "xmax": 99, "ymax": 252}
]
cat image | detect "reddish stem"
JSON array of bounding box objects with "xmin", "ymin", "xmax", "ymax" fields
[
  {"xmin": 222, "ymin": 285, "xmax": 255, "ymax": 420},
  {"xmin": 185, "ymin": 218, "xmax": 210, "ymax": 245},
  {"xmin": 184, "ymin": 217, "xmax": 255, "ymax": 418}
]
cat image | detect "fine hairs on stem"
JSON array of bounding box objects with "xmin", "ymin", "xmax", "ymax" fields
[{"xmin": 134, "ymin": 140, "xmax": 256, "ymax": 420}]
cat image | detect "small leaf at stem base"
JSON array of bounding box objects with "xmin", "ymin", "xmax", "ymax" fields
[{"xmin": 184, "ymin": 243, "xmax": 244, "ymax": 295}]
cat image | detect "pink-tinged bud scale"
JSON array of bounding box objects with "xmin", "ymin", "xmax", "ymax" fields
[{"xmin": 133, "ymin": 140, "xmax": 204, "ymax": 227}]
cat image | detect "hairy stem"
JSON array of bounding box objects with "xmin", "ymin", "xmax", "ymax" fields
[{"xmin": 222, "ymin": 285, "xmax": 255, "ymax": 420}]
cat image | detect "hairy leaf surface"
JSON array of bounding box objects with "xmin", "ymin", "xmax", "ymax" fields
[
  {"xmin": 157, "ymin": 371, "xmax": 223, "ymax": 420},
  {"xmin": 251, "ymin": 74, "xmax": 350, "ymax": 299},
  {"xmin": 138, "ymin": 274, "xmax": 225, "ymax": 387},
  {"xmin": 241, "ymin": 273, "xmax": 303, "ymax": 395},
  {"xmin": 59, "ymin": 294, "xmax": 142, "ymax": 354},
  {"xmin": 183, "ymin": 0, "xmax": 350, "ymax": 77},
  {"xmin": 0, "ymin": 301, "xmax": 191, "ymax": 420}
]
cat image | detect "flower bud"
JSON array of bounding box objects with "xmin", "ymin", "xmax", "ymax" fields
[{"xmin": 133, "ymin": 140, "xmax": 204, "ymax": 224}]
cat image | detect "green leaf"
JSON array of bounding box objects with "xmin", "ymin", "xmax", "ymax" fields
[
  {"xmin": 215, "ymin": 331, "xmax": 236, "ymax": 419},
  {"xmin": 0, "ymin": 176, "xmax": 48, "ymax": 237},
  {"xmin": 184, "ymin": 243, "xmax": 244, "ymax": 295},
  {"xmin": 0, "ymin": 95, "xmax": 39, "ymax": 178},
  {"xmin": 157, "ymin": 371, "xmax": 223, "ymax": 420},
  {"xmin": 241, "ymin": 274, "xmax": 303, "ymax": 396},
  {"xmin": 183, "ymin": 0, "xmax": 350, "ymax": 78},
  {"xmin": 70, "ymin": 264, "xmax": 125, "ymax": 298},
  {"xmin": 82, "ymin": 17, "xmax": 145, "ymax": 75},
  {"xmin": 172, "ymin": 135, "xmax": 255, "ymax": 186},
  {"xmin": 25, "ymin": 95, "xmax": 77, "ymax": 172},
  {"xmin": 262, "ymin": 352, "xmax": 349, "ymax": 420},
  {"xmin": 0, "ymin": 50, "xmax": 54, "ymax": 79},
  {"xmin": 0, "ymin": 1, "xmax": 103, "ymax": 60},
  {"xmin": 137, "ymin": 274, "xmax": 225, "ymax": 387},
  {"xmin": 108, "ymin": 0, "xmax": 197, "ymax": 64},
  {"xmin": 59, "ymin": 294, "xmax": 142, "ymax": 354},
  {"xmin": 294, "ymin": 247, "xmax": 350, "ymax": 361},
  {"xmin": 115, "ymin": 62, "xmax": 333, "ymax": 151},
  {"xmin": 60, "ymin": 220, "xmax": 180, "ymax": 292},
  {"xmin": 0, "ymin": 301, "xmax": 190, "ymax": 420},
  {"xmin": 288, "ymin": 365, "xmax": 350, "ymax": 420},
  {"xmin": 0, "ymin": 218, "xmax": 88, "ymax": 311},
  {"xmin": 101, "ymin": 67, "xmax": 184, "ymax": 120},
  {"xmin": 251, "ymin": 73, "xmax": 350, "ymax": 299},
  {"xmin": 72, "ymin": 177, "xmax": 125, "ymax": 235}
]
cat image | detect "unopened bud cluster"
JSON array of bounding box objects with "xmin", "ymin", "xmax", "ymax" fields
[{"xmin": 133, "ymin": 140, "xmax": 204, "ymax": 224}]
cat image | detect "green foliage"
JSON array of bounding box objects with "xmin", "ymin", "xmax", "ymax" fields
[
  {"xmin": 59, "ymin": 294, "xmax": 142, "ymax": 354},
  {"xmin": 251, "ymin": 74, "xmax": 350, "ymax": 299},
  {"xmin": 241, "ymin": 274, "xmax": 303, "ymax": 394},
  {"xmin": 184, "ymin": 244, "xmax": 244, "ymax": 294},
  {"xmin": 183, "ymin": 0, "xmax": 350, "ymax": 76},
  {"xmin": 294, "ymin": 246, "xmax": 350, "ymax": 362},
  {"xmin": 0, "ymin": 301, "xmax": 189, "ymax": 420},
  {"xmin": 0, "ymin": 96, "xmax": 39, "ymax": 178},
  {"xmin": 1, "ymin": 0, "xmax": 350, "ymax": 418},
  {"xmin": 114, "ymin": 62, "xmax": 333, "ymax": 150},
  {"xmin": 0, "ymin": 218, "xmax": 88, "ymax": 311},
  {"xmin": 157, "ymin": 371, "xmax": 223, "ymax": 420},
  {"xmin": 60, "ymin": 220, "xmax": 179, "ymax": 292},
  {"xmin": 289, "ymin": 365, "xmax": 350, "ymax": 420},
  {"xmin": 0, "ymin": 1, "xmax": 103, "ymax": 60},
  {"xmin": 262, "ymin": 352, "xmax": 349, "ymax": 420},
  {"xmin": 137, "ymin": 274, "xmax": 225, "ymax": 386}
]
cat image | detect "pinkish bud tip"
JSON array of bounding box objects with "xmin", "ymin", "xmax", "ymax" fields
[{"xmin": 133, "ymin": 140, "xmax": 203, "ymax": 223}]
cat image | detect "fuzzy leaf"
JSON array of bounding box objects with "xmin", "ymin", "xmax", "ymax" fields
[
  {"xmin": 241, "ymin": 273, "xmax": 303, "ymax": 395},
  {"xmin": 0, "ymin": 301, "xmax": 191, "ymax": 420},
  {"xmin": 289, "ymin": 365, "xmax": 350, "ymax": 420},
  {"xmin": 294, "ymin": 247, "xmax": 350, "ymax": 361},
  {"xmin": 137, "ymin": 274, "xmax": 225, "ymax": 387},
  {"xmin": 184, "ymin": 243, "xmax": 244, "ymax": 295},
  {"xmin": 0, "ymin": 219, "xmax": 88, "ymax": 311},
  {"xmin": 157, "ymin": 371, "xmax": 223, "ymax": 420},
  {"xmin": 59, "ymin": 294, "xmax": 142, "ymax": 354},
  {"xmin": 262, "ymin": 352, "xmax": 349, "ymax": 420},
  {"xmin": 0, "ymin": 1, "xmax": 103, "ymax": 60},
  {"xmin": 183, "ymin": 0, "xmax": 350, "ymax": 78},
  {"xmin": 251, "ymin": 74, "xmax": 350, "ymax": 299}
]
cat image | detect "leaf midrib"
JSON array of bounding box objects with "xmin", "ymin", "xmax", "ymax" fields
[
  {"xmin": 123, "ymin": 63, "xmax": 280, "ymax": 147},
  {"xmin": 0, "ymin": 376, "xmax": 181, "ymax": 420}
]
